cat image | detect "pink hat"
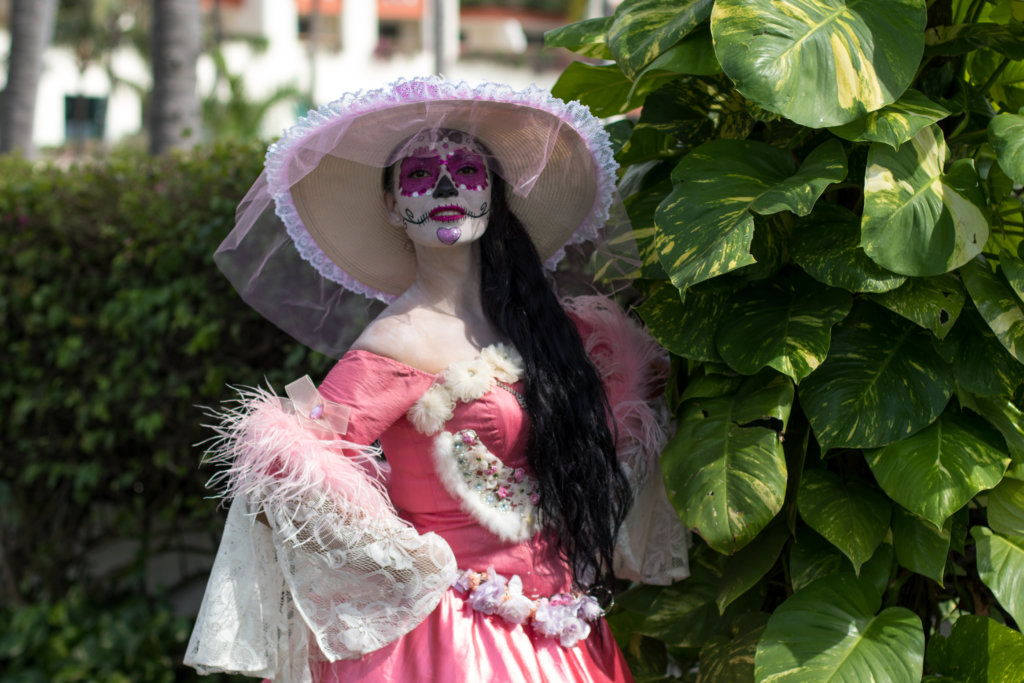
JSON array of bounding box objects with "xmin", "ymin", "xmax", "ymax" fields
[{"xmin": 216, "ymin": 77, "xmax": 620, "ymax": 355}]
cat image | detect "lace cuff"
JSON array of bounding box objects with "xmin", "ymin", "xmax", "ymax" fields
[
  {"xmin": 185, "ymin": 384, "xmax": 458, "ymax": 680},
  {"xmin": 565, "ymin": 295, "xmax": 690, "ymax": 585}
]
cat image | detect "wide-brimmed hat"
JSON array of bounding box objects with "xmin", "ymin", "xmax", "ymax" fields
[{"xmin": 215, "ymin": 77, "xmax": 620, "ymax": 355}]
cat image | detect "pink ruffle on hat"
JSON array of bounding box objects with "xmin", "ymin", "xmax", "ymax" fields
[{"xmin": 215, "ymin": 76, "xmax": 620, "ymax": 356}]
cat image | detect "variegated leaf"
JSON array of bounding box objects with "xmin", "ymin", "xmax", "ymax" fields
[
  {"xmin": 797, "ymin": 469, "xmax": 891, "ymax": 572},
  {"xmin": 618, "ymin": 80, "xmax": 717, "ymax": 165},
  {"xmin": 926, "ymin": 615, "xmax": 1024, "ymax": 683},
  {"xmin": 636, "ymin": 278, "xmax": 731, "ymax": 362},
  {"xmin": 607, "ymin": 0, "xmax": 713, "ymax": 80},
  {"xmin": 543, "ymin": 16, "xmax": 613, "ymax": 60},
  {"xmin": 892, "ymin": 506, "xmax": 951, "ymax": 584},
  {"xmin": 1000, "ymin": 249, "xmax": 1024, "ymax": 305},
  {"xmin": 969, "ymin": 50, "xmax": 1024, "ymax": 114},
  {"xmin": 866, "ymin": 273, "xmax": 964, "ymax": 339},
  {"xmin": 716, "ymin": 272, "xmax": 851, "ymax": 383},
  {"xmin": 698, "ymin": 612, "xmax": 769, "ymax": 683},
  {"xmin": 711, "ymin": 0, "xmax": 926, "ymax": 128},
  {"xmin": 661, "ymin": 373, "xmax": 793, "ymax": 555},
  {"xmin": 754, "ymin": 574, "xmax": 924, "ymax": 683},
  {"xmin": 960, "ymin": 255, "xmax": 1024, "ymax": 363},
  {"xmin": 972, "ymin": 527, "xmax": 1024, "ymax": 627},
  {"xmin": 717, "ymin": 522, "xmax": 790, "ymax": 613},
  {"xmin": 862, "ymin": 126, "xmax": 989, "ymax": 276},
  {"xmin": 750, "ymin": 139, "xmax": 848, "ymax": 216},
  {"xmin": 799, "ymin": 302, "xmax": 954, "ymax": 451},
  {"xmin": 791, "ymin": 204, "xmax": 906, "ymax": 293},
  {"xmin": 938, "ymin": 307, "xmax": 1024, "ymax": 396},
  {"xmin": 926, "ymin": 22, "xmax": 1024, "ymax": 60},
  {"xmin": 989, "ymin": 111, "xmax": 1024, "ymax": 184},
  {"xmin": 989, "ymin": 478, "xmax": 1024, "ymax": 536},
  {"xmin": 965, "ymin": 396, "xmax": 1024, "ymax": 465},
  {"xmin": 550, "ymin": 61, "xmax": 676, "ymax": 118},
  {"xmin": 864, "ymin": 410, "xmax": 1009, "ymax": 528},
  {"xmin": 830, "ymin": 89, "xmax": 950, "ymax": 148},
  {"xmin": 657, "ymin": 140, "xmax": 841, "ymax": 291},
  {"xmin": 789, "ymin": 528, "xmax": 849, "ymax": 592}
]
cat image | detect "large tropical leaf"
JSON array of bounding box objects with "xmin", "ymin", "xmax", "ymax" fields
[
  {"xmin": 617, "ymin": 80, "xmax": 718, "ymax": 166},
  {"xmin": 866, "ymin": 273, "xmax": 964, "ymax": 339},
  {"xmin": 1000, "ymin": 249, "xmax": 1024, "ymax": 305},
  {"xmin": 636, "ymin": 279, "xmax": 730, "ymax": 362},
  {"xmin": 892, "ymin": 506, "xmax": 951, "ymax": 584},
  {"xmin": 661, "ymin": 372, "xmax": 793, "ymax": 554},
  {"xmin": 799, "ymin": 302, "xmax": 954, "ymax": 451},
  {"xmin": 607, "ymin": 0, "xmax": 713, "ymax": 80},
  {"xmin": 864, "ymin": 410, "xmax": 1009, "ymax": 528},
  {"xmin": 961, "ymin": 255, "xmax": 1024, "ymax": 363},
  {"xmin": 711, "ymin": 0, "xmax": 926, "ymax": 128},
  {"xmin": 989, "ymin": 111, "xmax": 1024, "ymax": 184},
  {"xmin": 965, "ymin": 396, "xmax": 1024, "ymax": 464},
  {"xmin": 754, "ymin": 573, "xmax": 924, "ymax": 683},
  {"xmin": 544, "ymin": 16, "xmax": 613, "ymax": 59},
  {"xmin": 862, "ymin": 125, "xmax": 989, "ymax": 276},
  {"xmin": 937, "ymin": 307, "xmax": 1024, "ymax": 396},
  {"xmin": 716, "ymin": 271, "xmax": 851, "ymax": 383},
  {"xmin": 989, "ymin": 477, "xmax": 1024, "ymax": 536},
  {"xmin": 830, "ymin": 89, "xmax": 950, "ymax": 148},
  {"xmin": 789, "ymin": 528, "xmax": 853, "ymax": 592},
  {"xmin": 972, "ymin": 527, "xmax": 1024, "ymax": 627},
  {"xmin": 698, "ymin": 613, "xmax": 769, "ymax": 683},
  {"xmin": 926, "ymin": 615, "xmax": 1024, "ymax": 683},
  {"xmin": 550, "ymin": 61, "xmax": 677, "ymax": 117},
  {"xmin": 717, "ymin": 522, "xmax": 790, "ymax": 613},
  {"xmin": 656, "ymin": 139, "xmax": 845, "ymax": 291},
  {"xmin": 791, "ymin": 204, "xmax": 906, "ymax": 293},
  {"xmin": 797, "ymin": 469, "xmax": 891, "ymax": 573}
]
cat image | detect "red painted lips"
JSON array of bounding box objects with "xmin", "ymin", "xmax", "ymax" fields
[{"xmin": 429, "ymin": 205, "xmax": 466, "ymax": 222}]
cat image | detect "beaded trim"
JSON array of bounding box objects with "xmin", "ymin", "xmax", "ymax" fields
[{"xmin": 452, "ymin": 567, "xmax": 604, "ymax": 648}]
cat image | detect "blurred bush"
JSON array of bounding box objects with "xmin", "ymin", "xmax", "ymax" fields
[{"xmin": 0, "ymin": 142, "xmax": 340, "ymax": 680}]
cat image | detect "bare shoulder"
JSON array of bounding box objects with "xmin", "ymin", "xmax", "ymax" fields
[{"xmin": 349, "ymin": 309, "xmax": 425, "ymax": 362}]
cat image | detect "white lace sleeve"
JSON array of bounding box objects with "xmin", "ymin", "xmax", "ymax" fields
[
  {"xmin": 184, "ymin": 383, "xmax": 458, "ymax": 681},
  {"xmin": 564, "ymin": 296, "xmax": 690, "ymax": 585}
]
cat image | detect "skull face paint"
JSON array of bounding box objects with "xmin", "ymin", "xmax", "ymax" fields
[{"xmin": 389, "ymin": 130, "xmax": 492, "ymax": 248}]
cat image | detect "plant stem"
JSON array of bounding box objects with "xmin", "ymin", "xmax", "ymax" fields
[{"xmin": 978, "ymin": 58, "xmax": 1010, "ymax": 96}]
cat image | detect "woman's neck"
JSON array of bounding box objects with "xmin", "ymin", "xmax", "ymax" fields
[{"xmin": 406, "ymin": 242, "xmax": 484, "ymax": 319}]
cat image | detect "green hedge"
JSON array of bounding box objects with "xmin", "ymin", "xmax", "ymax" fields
[{"xmin": 0, "ymin": 143, "xmax": 337, "ymax": 679}]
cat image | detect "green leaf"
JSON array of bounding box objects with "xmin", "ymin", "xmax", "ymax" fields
[
  {"xmin": 656, "ymin": 139, "xmax": 843, "ymax": 292},
  {"xmin": 830, "ymin": 89, "xmax": 951, "ymax": 148},
  {"xmin": 989, "ymin": 111, "xmax": 1024, "ymax": 185},
  {"xmin": 550, "ymin": 61, "xmax": 676, "ymax": 117},
  {"xmin": 862, "ymin": 126, "xmax": 989, "ymax": 276},
  {"xmin": 926, "ymin": 22, "xmax": 1024, "ymax": 60},
  {"xmin": 711, "ymin": 0, "xmax": 926, "ymax": 128},
  {"xmin": 972, "ymin": 527, "xmax": 1024, "ymax": 626},
  {"xmin": 716, "ymin": 271, "xmax": 852, "ymax": 383},
  {"xmin": 864, "ymin": 410, "xmax": 1009, "ymax": 528},
  {"xmin": 791, "ymin": 204, "xmax": 907, "ymax": 293},
  {"xmin": 607, "ymin": 0, "xmax": 713, "ymax": 80},
  {"xmin": 939, "ymin": 307, "xmax": 1024, "ymax": 396},
  {"xmin": 717, "ymin": 521, "xmax": 790, "ymax": 613},
  {"xmin": 754, "ymin": 574, "xmax": 924, "ymax": 683},
  {"xmin": 636, "ymin": 278, "xmax": 731, "ymax": 362},
  {"xmin": 1000, "ymin": 249, "xmax": 1024, "ymax": 305},
  {"xmin": 636, "ymin": 25, "xmax": 720, "ymax": 80},
  {"xmin": 892, "ymin": 505, "xmax": 951, "ymax": 584},
  {"xmin": 989, "ymin": 478, "xmax": 1024, "ymax": 536},
  {"xmin": 799, "ymin": 302, "xmax": 954, "ymax": 451},
  {"xmin": 789, "ymin": 528, "xmax": 851, "ymax": 592},
  {"xmin": 867, "ymin": 273, "xmax": 964, "ymax": 339},
  {"xmin": 544, "ymin": 16, "xmax": 613, "ymax": 59},
  {"xmin": 661, "ymin": 372, "xmax": 793, "ymax": 554},
  {"xmin": 617, "ymin": 80, "xmax": 718, "ymax": 166},
  {"xmin": 965, "ymin": 396, "xmax": 1024, "ymax": 464},
  {"xmin": 698, "ymin": 612, "xmax": 769, "ymax": 683},
  {"xmin": 797, "ymin": 469, "xmax": 891, "ymax": 573},
  {"xmin": 961, "ymin": 255, "xmax": 1024, "ymax": 363},
  {"xmin": 926, "ymin": 614, "xmax": 1024, "ymax": 683}
]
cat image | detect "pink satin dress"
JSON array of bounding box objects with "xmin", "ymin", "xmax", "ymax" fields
[{"xmin": 308, "ymin": 350, "xmax": 634, "ymax": 683}]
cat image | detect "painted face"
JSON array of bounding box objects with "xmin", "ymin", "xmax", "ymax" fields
[{"xmin": 389, "ymin": 131, "xmax": 492, "ymax": 247}]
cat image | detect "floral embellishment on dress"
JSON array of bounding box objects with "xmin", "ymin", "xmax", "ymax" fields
[
  {"xmin": 449, "ymin": 428, "xmax": 539, "ymax": 522},
  {"xmin": 452, "ymin": 567, "xmax": 604, "ymax": 648}
]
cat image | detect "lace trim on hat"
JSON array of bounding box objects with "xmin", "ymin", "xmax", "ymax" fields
[{"xmin": 263, "ymin": 77, "xmax": 618, "ymax": 302}]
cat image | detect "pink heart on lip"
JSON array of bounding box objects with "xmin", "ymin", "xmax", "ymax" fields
[{"xmin": 437, "ymin": 227, "xmax": 462, "ymax": 245}]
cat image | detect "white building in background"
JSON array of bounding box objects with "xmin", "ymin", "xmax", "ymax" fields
[{"xmin": 0, "ymin": 0, "xmax": 600, "ymax": 149}]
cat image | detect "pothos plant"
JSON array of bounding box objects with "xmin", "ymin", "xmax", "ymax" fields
[{"xmin": 547, "ymin": 0, "xmax": 1024, "ymax": 680}]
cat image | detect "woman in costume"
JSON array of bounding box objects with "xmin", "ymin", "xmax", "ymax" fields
[{"xmin": 185, "ymin": 77, "xmax": 689, "ymax": 683}]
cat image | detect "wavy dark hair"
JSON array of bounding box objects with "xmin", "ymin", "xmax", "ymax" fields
[
  {"xmin": 383, "ymin": 140, "xmax": 632, "ymax": 590},
  {"xmin": 479, "ymin": 173, "xmax": 632, "ymax": 590}
]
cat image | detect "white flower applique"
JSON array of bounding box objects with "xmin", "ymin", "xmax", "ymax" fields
[{"xmin": 406, "ymin": 344, "xmax": 542, "ymax": 542}]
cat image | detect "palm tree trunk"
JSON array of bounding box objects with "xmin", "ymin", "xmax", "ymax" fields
[
  {"xmin": 0, "ymin": 0, "xmax": 57, "ymax": 157},
  {"xmin": 150, "ymin": 0, "xmax": 201, "ymax": 154}
]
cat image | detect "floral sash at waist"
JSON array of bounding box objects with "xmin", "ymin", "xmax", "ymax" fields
[{"xmin": 451, "ymin": 567, "xmax": 604, "ymax": 648}]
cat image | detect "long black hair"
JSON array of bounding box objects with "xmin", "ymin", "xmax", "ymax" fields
[
  {"xmin": 383, "ymin": 140, "xmax": 633, "ymax": 590},
  {"xmin": 479, "ymin": 174, "xmax": 632, "ymax": 591}
]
